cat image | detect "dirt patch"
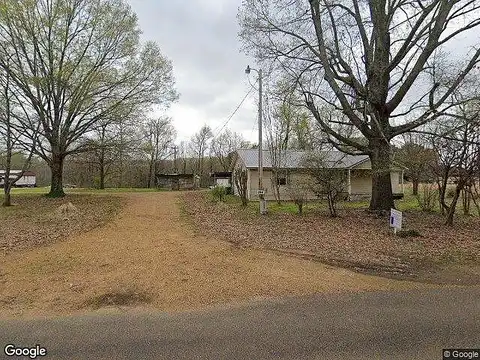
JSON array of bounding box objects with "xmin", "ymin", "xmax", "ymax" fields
[
  {"xmin": 182, "ymin": 192, "xmax": 480, "ymax": 285},
  {"xmin": 0, "ymin": 192, "xmax": 429, "ymax": 319},
  {"xmin": 55, "ymin": 202, "xmax": 78, "ymax": 219},
  {"xmin": 83, "ymin": 289, "xmax": 153, "ymax": 310},
  {"xmin": 0, "ymin": 194, "xmax": 126, "ymax": 253}
]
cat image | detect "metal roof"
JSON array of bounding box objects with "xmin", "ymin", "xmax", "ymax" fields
[
  {"xmin": 155, "ymin": 173, "xmax": 199, "ymax": 179},
  {"xmin": 0, "ymin": 170, "xmax": 35, "ymax": 176},
  {"xmin": 235, "ymin": 149, "xmax": 369, "ymax": 169}
]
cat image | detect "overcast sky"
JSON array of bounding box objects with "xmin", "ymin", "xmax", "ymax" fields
[
  {"xmin": 126, "ymin": 1, "xmax": 479, "ymax": 145},
  {"xmin": 127, "ymin": 0, "xmax": 258, "ymax": 143}
]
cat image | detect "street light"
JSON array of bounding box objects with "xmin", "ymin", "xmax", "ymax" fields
[{"xmin": 245, "ymin": 65, "xmax": 267, "ymax": 215}]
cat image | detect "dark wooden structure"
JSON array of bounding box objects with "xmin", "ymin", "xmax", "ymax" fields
[
  {"xmin": 210, "ymin": 172, "xmax": 232, "ymax": 187},
  {"xmin": 155, "ymin": 173, "xmax": 200, "ymax": 190}
]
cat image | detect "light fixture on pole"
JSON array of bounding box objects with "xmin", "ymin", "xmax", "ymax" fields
[{"xmin": 245, "ymin": 65, "xmax": 267, "ymax": 215}]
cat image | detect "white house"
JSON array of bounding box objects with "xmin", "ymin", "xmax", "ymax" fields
[
  {"xmin": 0, "ymin": 170, "xmax": 36, "ymax": 188},
  {"xmin": 231, "ymin": 149, "xmax": 405, "ymax": 201}
]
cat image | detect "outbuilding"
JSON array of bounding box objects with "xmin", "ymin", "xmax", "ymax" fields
[
  {"xmin": 155, "ymin": 173, "xmax": 200, "ymax": 190},
  {"xmin": 0, "ymin": 170, "xmax": 36, "ymax": 188}
]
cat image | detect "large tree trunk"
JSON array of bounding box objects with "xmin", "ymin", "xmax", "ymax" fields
[
  {"xmin": 3, "ymin": 190, "xmax": 11, "ymax": 207},
  {"xmin": 98, "ymin": 126, "xmax": 107, "ymax": 189},
  {"xmin": 3, "ymin": 182, "xmax": 12, "ymax": 207},
  {"xmin": 412, "ymin": 179, "xmax": 419, "ymax": 196},
  {"xmin": 48, "ymin": 153, "xmax": 66, "ymax": 197},
  {"xmin": 99, "ymin": 164, "xmax": 105, "ymax": 190},
  {"xmin": 437, "ymin": 170, "xmax": 450, "ymax": 215},
  {"xmin": 445, "ymin": 178, "xmax": 467, "ymax": 226},
  {"xmin": 369, "ymin": 139, "xmax": 394, "ymax": 211},
  {"xmin": 462, "ymin": 186, "xmax": 471, "ymax": 216},
  {"xmin": 147, "ymin": 155, "xmax": 154, "ymax": 189},
  {"xmin": 99, "ymin": 146, "xmax": 106, "ymax": 189},
  {"xmin": 3, "ymin": 150, "xmax": 12, "ymax": 207},
  {"xmin": 445, "ymin": 187, "xmax": 461, "ymax": 226}
]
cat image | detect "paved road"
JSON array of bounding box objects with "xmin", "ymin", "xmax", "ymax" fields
[{"xmin": 1, "ymin": 288, "xmax": 479, "ymax": 360}]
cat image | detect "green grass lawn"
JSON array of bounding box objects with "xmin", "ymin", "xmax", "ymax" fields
[
  {"xmin": 214, "ymin": 187, "xmax": 478, "ymax": 217},
  {"xmin": 4, "ymin": 186, "xmax": 164, "ymax": 196},
  {"xmin": 70, "ymin": 187, "xmax": 164, "ymax": 194},
  {"xmin": 10, "ymin": 187, "xmax": 51, "ymax": 194},
  {"xmin": 0, "ymin": 187, "xmax": 169, "ymax": 205}
]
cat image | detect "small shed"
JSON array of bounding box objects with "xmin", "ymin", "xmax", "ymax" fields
[
  {"xmin": 211, "ymin": 172, "xmax": 232, "ymax": 187},
  {"xmin": 155, "ymin": 173, "xmax": 200, "ymax": 190}
]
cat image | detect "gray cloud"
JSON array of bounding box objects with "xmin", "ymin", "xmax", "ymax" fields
[
  {"xmin": 127, "ymin": 0, "xmax": 258, "ymax": 141},
  {"xmin": 128, "ymin": 1, "xmax": 479, "ymax": 144}
]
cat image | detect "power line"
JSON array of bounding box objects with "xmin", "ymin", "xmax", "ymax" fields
[{"xmin": 212, "ymin": 86, "xmax": 254, "ymax": 138}]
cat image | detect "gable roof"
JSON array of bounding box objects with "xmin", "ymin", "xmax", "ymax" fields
[
  {"xmin": 0, "ymin": 170, "xmax": 35, "ymax": 176},
  {"xmin": 235, "ymin": 149, "xmax": 369, "ymax": 169}
]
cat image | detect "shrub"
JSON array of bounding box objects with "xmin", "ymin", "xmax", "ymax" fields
[
  {"xmin": 302, "ymin": 152, "xmax": 347, "ymax": 217},
  {"xmin": 286, "ymin": 177, "xmax": 311, "ymax": 215},
  {"xmin": 210, "ymin": 186, "xmax": 226, "ymax": 202},
  {"xmin": 416, "ymin": 183, "xmax": 437, "ymax": 212},
  {"xmin": 93, "ymin": 176, "xmax": 101, "ymax": 189}
]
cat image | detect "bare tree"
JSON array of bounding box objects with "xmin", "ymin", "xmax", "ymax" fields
[
  {"xmin": 190, "ymin": 125, "xmax": 213, "ymax": 186},
  {"xmin": 264, "ymin": 96, "xmax": 290, "ymax": 204},
  {"xmin": 112, "ymin": 116, "xmax": 145, "ymax": 188},
  {"xmin": 428, "ymin": 106, "xmax": 480, "ymax": 225},
  {"xmin": 234, "ymin": 167, "xmax": 249, "ymax": 206},
  {"xmin": 471, "ymin": 176, "xmax": 480, "ymax": 216},
  {"xmin": 302, "ymin": 152, "xmax": 348, "ymax": 217},
  {"xmin": 416, "ymin": 183, "xmax": 438, "ymax": 212},
  {"xmin": 396, "ymin": 136, "xmax": 437, "ymax": 195},
  {"xmin": 144, "ymin": 117, "xmax": 176, "ymax": 188},
  {"xmin": 210, "ymin": 130, "xmax": 250, "ymax": 171},
  {"xmin": 239, "ymin": 0, "xmax": 480, "ymax": 211},
  {"xmin": 91, "ymin": 121, "xmax": 115, "ymax": 189},
  {"xmin": 0, "ymin": 0, "xmax": 178, "ymax": 197},
  {"xmin": 0, "ymin": 70, "xmax": 37, "ymax": 206},
  {"xmin": 270, "ymin": 79, "xmax": 321, "ymax": 151},
  {"xmin": 178, "ymin": 140, "xmax": 189, "ymax": 174},
  {"xmin": 72, "ymin": 110, "xmax": 144, "ymax": 189},
  {"xmin": 286, "ymin": 176, "xmax": 311, "ymax": 214}
]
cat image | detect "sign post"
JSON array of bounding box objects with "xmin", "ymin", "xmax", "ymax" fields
[{"xmin": 390, "ymin": 208, "xmax": 402, "ymax": 235}]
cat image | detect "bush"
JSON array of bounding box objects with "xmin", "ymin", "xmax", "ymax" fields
[
  {"xmin": 210, "ymin": 186, "xmax": 226, "ymax": 202},
  {"xmin": 93, "ymin": 176, "xmax": 101, "ymax": 189},
  {"xmin": 286, "ymin": 179, "xmax": 310, "ymax": 215},
  {"xmin": 416, "ymin": 183, "xmax": 437, "ymax": 212}
]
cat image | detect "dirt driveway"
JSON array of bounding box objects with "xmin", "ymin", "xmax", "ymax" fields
[{"xmin": 0, "ymin": 192, "xmax": 432, "ymax": 318}]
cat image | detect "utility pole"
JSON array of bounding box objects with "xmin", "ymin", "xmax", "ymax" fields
[
  {"xmin": 246, "ymin": 65, "xmax": 267, "ymax": 214},
  {"xmin": 257, "ymin": 69, "xmax": 266, "ymax": 214},
  {"xmin": 172, "ymin": 145, "xmax": 178, "ymax": 174}
]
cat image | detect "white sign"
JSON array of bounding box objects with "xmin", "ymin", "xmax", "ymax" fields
[
  {"xmin": 257, "ymin": 189, "xmax": 265, "ymax": 195},
  {"xmin": 390, "ymin": 208, "xmax": 402, "ymax": 231}
]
